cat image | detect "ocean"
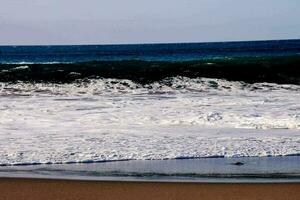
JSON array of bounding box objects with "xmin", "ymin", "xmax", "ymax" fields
[{"xmin": 0, "ymin": 40, "xmax": 300, "ymax": 169}]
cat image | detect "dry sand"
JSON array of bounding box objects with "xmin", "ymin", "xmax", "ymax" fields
[{"xmin": 0, "ymin": 178, "xmax": 299, "ymax": 200}]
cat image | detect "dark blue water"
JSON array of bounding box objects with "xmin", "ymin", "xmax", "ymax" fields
[
  {"xmin": 0, "ymin": 39, "xmax": 300, "ymax": 84},
  {"xmin": 1, "ymin": 39, "xmax": 300, "ymax": 63}
]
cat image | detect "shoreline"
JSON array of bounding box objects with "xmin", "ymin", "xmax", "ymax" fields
[
  {"xmin": 1, "ymin": 178, "xmax": 300, "ymax": 200},
  {"xmin": 1, "ymin": 156, "xmax": 300, "ymax": 183}
]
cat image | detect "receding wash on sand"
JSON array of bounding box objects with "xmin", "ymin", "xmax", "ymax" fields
[
  {"xmin": 0, "ymin": 40, "xmax": 300, "ymax": 182},
  {"xmin": 1, "ymin": 157, "xmax": 300, "ymax": 182}
]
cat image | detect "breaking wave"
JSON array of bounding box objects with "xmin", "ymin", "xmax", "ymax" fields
[
  {"xmin": 1, "ymin": 77, "xmax": 300, "ymax": 97},
  {"xmin": 1, "ymin": 56, "xmax": 300, "ymax": 84}
]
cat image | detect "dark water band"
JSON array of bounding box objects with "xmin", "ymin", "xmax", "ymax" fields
[{"xmin": 1, "ymin": 55, "xmax": 300, "ymax": 84}]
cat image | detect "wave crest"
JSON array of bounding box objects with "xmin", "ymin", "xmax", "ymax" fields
[
  {"xmin": 1, "ymin": 77, "xmax": 300, "ymax": 97},
  {"xmin": 1, "ymin": 56, "xmax": 300, "ymax": 84}
]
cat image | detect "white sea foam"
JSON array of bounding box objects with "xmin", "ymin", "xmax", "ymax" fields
[
  {"xmin": 0, "ymin": 77, "xmax": 300, "ymax": 165},
  {"xmin": 0, "ymin": 61, "xmax": 67, "ymax": 65},
  {"xmin": 11, "ymin": 65, "xmax": 29, "ymax": 70}
]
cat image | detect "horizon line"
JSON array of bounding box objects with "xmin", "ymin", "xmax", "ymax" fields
[{"xmin": 0, "ymin": 38, "xmax": 299, "ymax": 47}]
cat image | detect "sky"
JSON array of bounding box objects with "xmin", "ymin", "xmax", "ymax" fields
[{"xmin": 0, "ymin": 0, "xmax": 299, "ymax": 45}]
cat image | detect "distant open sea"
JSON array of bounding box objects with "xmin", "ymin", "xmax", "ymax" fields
[{"xmin": 0, "ymin": 40, "xmax": 300, "ymax": 169}]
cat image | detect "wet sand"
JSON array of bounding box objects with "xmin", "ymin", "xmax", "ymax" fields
[{"xmin": 0, "ymin": 178, "xmax": 299, "ymax": 200}]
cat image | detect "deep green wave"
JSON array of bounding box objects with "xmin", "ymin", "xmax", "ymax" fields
[{"xmin": 1, "ymin": 55, "xmax": 300, "ymax": 84}]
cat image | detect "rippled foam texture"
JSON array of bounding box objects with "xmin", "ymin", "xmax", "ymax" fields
[{"xmin": 1, "ymin": 77, "xmax": 300, "ymax": 165}]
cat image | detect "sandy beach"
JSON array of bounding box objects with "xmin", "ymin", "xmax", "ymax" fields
[{"xmin": 0, "ymin": 178, "xmax": 299, "ymax": 200}]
